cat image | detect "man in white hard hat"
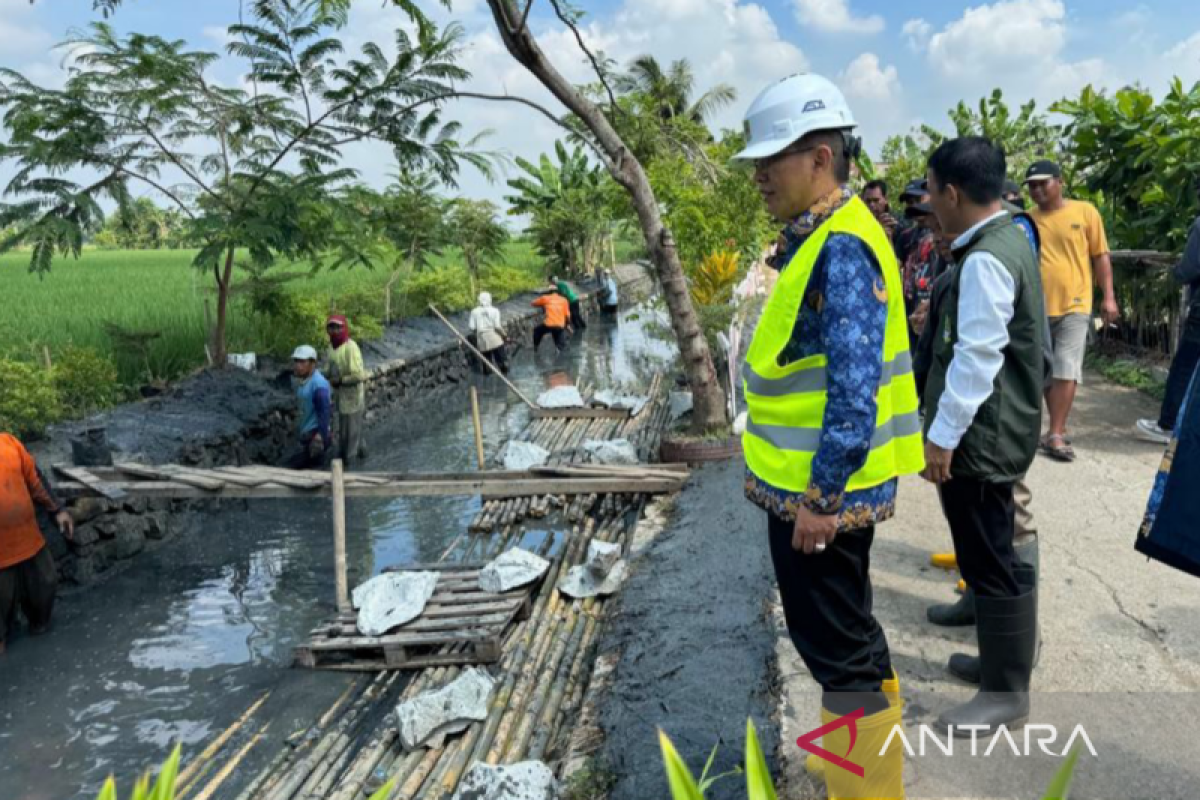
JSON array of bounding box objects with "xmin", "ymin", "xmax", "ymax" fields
[
  {"xmin": 737, "ymin": 73, "xmax": 922, "ymax": 799},
  {"xmin": 284, "ymin": 345, "xmax": 333, "ymax": 470}
]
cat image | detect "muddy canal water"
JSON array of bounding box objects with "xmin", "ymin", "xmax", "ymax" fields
[{"xmin": 0, "ymin": 306, "xmax": 674, "ymax": 800}]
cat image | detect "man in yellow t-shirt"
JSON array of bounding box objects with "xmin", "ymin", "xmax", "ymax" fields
[{"xmin": 1025, "ymin": 160, "xmax": 1118, "ymax": 462}]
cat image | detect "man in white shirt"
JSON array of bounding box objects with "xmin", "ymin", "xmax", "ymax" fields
[{"xmin": 922, "ymin": 137, "xmax": 1045, "ymax": 734}]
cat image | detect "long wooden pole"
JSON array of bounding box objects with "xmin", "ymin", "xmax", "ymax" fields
[
  {"xmin": 470, "ymin": 386, "xmax": 486, "ymax": 470},
  {"xmin": 428, "ymin": 304, "xmax": 537, "ymax": 409},
  {"xmin": 332, "ymin": 459, "xmax": 350, "ymax": 614}
]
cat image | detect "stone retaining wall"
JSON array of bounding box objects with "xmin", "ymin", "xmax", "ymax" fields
[{"xmin": 38, "ymin": 264, "xmax": 655, "ymax": 587}]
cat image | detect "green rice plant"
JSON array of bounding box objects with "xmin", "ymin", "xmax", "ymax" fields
[{"xmin": 0, "ymin": 357, "xmax": 62, "ymax": 437}]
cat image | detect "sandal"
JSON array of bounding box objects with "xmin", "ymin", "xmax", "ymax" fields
[{"xmin": 1040, "ymin": 433, "xmax": 1076, "ymax": 462}]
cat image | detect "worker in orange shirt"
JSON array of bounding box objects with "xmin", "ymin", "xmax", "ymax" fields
[
  {"xmin": 1, "ymin": 433, "xmax": 75, "ymax": 655},
  {"xmin": 531, "ymin": 287, "xmax": 572, "ymax": 353}
]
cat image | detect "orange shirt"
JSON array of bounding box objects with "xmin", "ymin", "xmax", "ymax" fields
[
  {"xmin": 0, "ymin": 434, "xmax": 56, "ymax": 569},
  {"xmin": 532, "ymin": 294, "xmax": 571, "ymax": 328}
]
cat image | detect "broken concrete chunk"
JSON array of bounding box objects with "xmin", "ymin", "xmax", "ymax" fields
[
  {"xmin": 352, "ymin": 571, "xmax": 439, "ymax": 637},
  {"xmin": 558, "ymin": 560, "xmax": 628, "ymax": 599},
  {"xmin": 585, "ymin": 540, "xmax": 622, "ymax": 578},
  {"xmin": 479, "ymin": 548, "xmax": 550, "ymax": 594},
  {"xmin": 499, "ymin": 440, "xmax": 551, "ymax": 471},
  {"xmin": 396, "ymin": 668, "xmax": 496, "ymax": 751},
  {"xmin": 582, "ymin": 438, "xmax": 639, "ymax": 466},
  {"xmin": 451, "ymin": 760, "xmax": 558, "ymax": 800},
  {"xmin": 536, "ymin": 386, "xmax": 585, "ymax": 409},
  {"xmin": 669, "ymin": 391, "xmax": 694, "ymax": 421},
  {"xmin": 591, "ymin": 389, "xmax": 649, "ymax": 417}
]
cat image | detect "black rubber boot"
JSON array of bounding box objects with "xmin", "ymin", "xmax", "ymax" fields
[
  {"xmin": 927, "ymin": 585, "xmax": 975, "ymax": 627},
  {"xmin": 937, "ymin": 583, "xmax": 1038, "ymax": 734},
  {"xmin": 947, "ymin": 540, "xmax": 1040, "ymax": 684}
]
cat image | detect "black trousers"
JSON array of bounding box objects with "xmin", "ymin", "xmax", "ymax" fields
[
  {"xmin": 1160, "ymin": 307, "xmax": 1200, "ymax": 431},
  {"xmin": 568, "ymin": 300, "xmax": 586, "ymax": 330},
  {"xmin": 482, "ymin": 344, "xmax": 509, "ymax": 374},
  {"xmin": 282, "ymin": 435, "xmax": 330, "ymax": 470},
  {"xmin": 938, "ymin": 476, "xmax": 1021, "ymax": 598},
  {"xmin": 533, "ymin": 324, "xmax": 567, "ymax": 351},
  {"xmin": 0, "ymin": 546, "xmax": 58, "ymax": 643},
  {"xmin": 767, "ymin": 513, "xmax": 891, "ymax": 714}
]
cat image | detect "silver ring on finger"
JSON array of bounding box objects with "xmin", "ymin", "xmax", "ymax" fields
[{"xmin": 814, "ymin": 542, "xmax": 827, "ymax": 553}]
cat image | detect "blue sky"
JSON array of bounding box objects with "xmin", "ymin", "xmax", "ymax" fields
[{"xmin": 3, "ymin": 0, "xmax": 1200, "ymax": 206}]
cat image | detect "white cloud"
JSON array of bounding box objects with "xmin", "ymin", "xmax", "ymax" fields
[
  {"xmin": 202, "ymin": 25, "xmax": 233, "ymax": 48},
  {"xmin": 927, "ymin": 0, "xmax": 1067, "ymax": 80},
  {"xmin": 793, "ymin": 0, "xmax": 884, "ymax": 34},
  {"xmin": 839, "ymin": 53, "xmax": 899, "ymax": 101},
  {"xmin": 901, "ymin": 19, "xmax": 932, "ymax": 53},
  {"xmin": 1163, "ymin": 30, "xmax": 1200, "ymax": 83},
  {"xmin": 0, "ymin": 0, "xmax": 52, "ymax": 59},
  {"xmin": 334, "ymin": 0, "xmax": 810, "ymax": 207}
]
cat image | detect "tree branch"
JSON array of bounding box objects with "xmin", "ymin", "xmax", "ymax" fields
[
  {"xmin": 546, "ymin": 0, "xmax": 619, "ymax": 113},
  {"xmin": 115, "ymin": 167, "xmax": 200, "ymax": 220}
]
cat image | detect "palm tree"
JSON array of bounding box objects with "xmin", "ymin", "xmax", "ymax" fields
[{"xmin": 614, "ymin": 56, "xmax": 736, "ymax": 124}]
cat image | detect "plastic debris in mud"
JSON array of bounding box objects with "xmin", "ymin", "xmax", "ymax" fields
[
  {"xmin": 535, "ymin": 386, "xmax": 585, "ymax": 409},
  {"xmin": 451, "ymin": 760, "xmax": 558, "ymax": 800},
  {"xmin": 499, "ymin": 440, "xmax": 551, "ymax": 471},
  {"xmin": 582, "ymin": 438, "xmax": 639, "ymax": 466},
  {"xmin": 352, "ymin": 571, "xmax": 439, "ymax": 637},
  {"xmin": 669, "ymin": 391, "xmax": 694, "ymax": 422},
  {"xmin": 558, "ymin": 540, "xmax": 627, "ymax": 599},
  {"xmin": 396, "ymin": 668, "xmax": 497, "ymax": 750},
  {"xmin": 479, "ymin": 548, "xmax": 551, "ymax": 594},
  {"xmin": 591, "ymin": 389, "xmax": 649, "ymax": 417}
]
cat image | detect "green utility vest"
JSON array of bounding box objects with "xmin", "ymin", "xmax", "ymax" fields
[
  {"xmin": 743, "ymin": 196, "xmax": 925, "ymax": 494},
  {"xmin": 924, "ymin": 213, "xmax": 1045, "ymax": 482}
]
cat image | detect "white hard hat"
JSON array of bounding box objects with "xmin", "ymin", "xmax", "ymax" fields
[
  {"xmin": 732, "ymin": 73, "xmax": 856, "ymax": 161},
  {"xmin": 291, "ymin": 345, "xmax": 318, "ymax": 361}
]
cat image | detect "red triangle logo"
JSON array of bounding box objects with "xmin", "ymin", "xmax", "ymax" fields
[{"xmin": 796, "ymin": 708, "xmax": 866, "ymax": 777}]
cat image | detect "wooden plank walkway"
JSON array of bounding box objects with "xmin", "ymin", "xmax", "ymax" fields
[
  {"xmin": 293, "ymin": 564, "xmax": 538, "ymax": 672},
  {"xmin": 49, "ymin": 463, "xmax": 688, "ymax": 500}
]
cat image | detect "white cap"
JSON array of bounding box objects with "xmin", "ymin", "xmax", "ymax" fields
[
  {"xmin": 732, "ymin": 73, "xmax": 856, "ymax": 162},
  {"xmin": 291, "ymin": 345, "xmax": 318, "ymax": 361}
]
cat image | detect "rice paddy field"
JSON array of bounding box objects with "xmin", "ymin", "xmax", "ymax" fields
[{"xmin": 1, "ymin": 243, "xmax": 547, "ymax": 384}]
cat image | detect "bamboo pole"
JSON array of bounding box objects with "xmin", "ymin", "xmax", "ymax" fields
[
  {"xmin": 187, "ymin": 723, "xmax": 271, "ymax": 800},
  {"xmin": 429, "ymin": 305, "xmax": 537, "ymax": 409},
  {"xmin": 332, "ymin": 459, "xmax": 350, "ymax": 614},
  {"xmin": 176, "ymin": 691, "xmax": 272, "ymax": 793},
  {"xmin": 470, "ymin": 386, "xmax": 485, "ymax": 470}
]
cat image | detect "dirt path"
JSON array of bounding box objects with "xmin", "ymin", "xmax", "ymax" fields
[
  {"xmin": 773, "ymin": 375, "xmax": 1200, "ymax": 799},
  {"xmin": 597, "ymin": 459, "xmax": 780, "ymax": 800}
]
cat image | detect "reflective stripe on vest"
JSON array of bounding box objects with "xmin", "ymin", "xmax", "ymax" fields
[
  {"xmin": 742, "ymin": 195, "xmax": 926, "ymax": 495},
  {"xmin": 742, "ymin": 350, "xmax": 914, "ymax": 397}
]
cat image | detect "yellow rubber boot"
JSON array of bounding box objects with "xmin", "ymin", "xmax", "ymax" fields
[
  {"xmin": 930, "ymin": 552, "xmax": 958, "ymax": 570},
  {"xmin": 806, "ymin": 671, "xmax": 901, "ymax": 777},
  {"xmin": 956, "ymin": 578, "xmax": 967, "ymax": 594},
  {"xmin": 820, "ymin": 703, "xmax": 905, "ymax": 800}
]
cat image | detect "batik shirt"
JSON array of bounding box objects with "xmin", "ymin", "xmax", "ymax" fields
[{"xmin": 746, "ymin": 186, "xmax": 898, "ymax": 531}]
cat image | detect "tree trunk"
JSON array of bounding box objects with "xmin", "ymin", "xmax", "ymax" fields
[
  {"xmin": 213, "ymin": 246, "xmax": 235, "ymax": 366},
  {"xmin": 484, "ymin": 0, "xmax": 726, "ymax": 430}
]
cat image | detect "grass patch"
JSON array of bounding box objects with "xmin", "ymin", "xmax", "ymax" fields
[{"xmin": 1086, "ymin": 352, "xmax": 1167, "ymax": 400}]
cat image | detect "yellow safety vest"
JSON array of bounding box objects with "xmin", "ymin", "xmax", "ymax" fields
[{"xmin": 743, "ymin": 196, "xmax": 925, "ymax": 494}]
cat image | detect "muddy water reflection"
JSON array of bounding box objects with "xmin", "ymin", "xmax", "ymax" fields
[{"xmin": 0, "ymin": 304, "xmax": 674, "ymax": 799}]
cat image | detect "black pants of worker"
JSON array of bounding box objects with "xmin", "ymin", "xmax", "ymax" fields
[
  {"xmin": 481, "ymin": 344, "xmax": 509, "ymax": 375},
  {"xmin": 767, "ymin": 512, "xmax": 891, "ymax": 715},
  {"xmin": 1160, "ymin": 307, "xmax": 1200, "ymax": 431},
  {"xmin": 338, "ymin": 412, "xmax": 366, "ymax": 465},
  {"xmin": 282, "ymin": 436, "xmax": 330, "ymax": 470},
  {"xmin": 533, "ymin": 324, "xmax": 567, "ymax": 352},
  {"xmin": 600, "ymin": 303, "xmax": 619, "ymax": 317},
  {"xmin": 938, "ymin": 476, "xmax": 1021, "ymax": 599},
  {"xmin": 0, "ymin": 546, "xmax": 58, "ymax": 644},
  {"xmin": 568, "ymin": 300, "xmax": 586, "ymax": 330}
]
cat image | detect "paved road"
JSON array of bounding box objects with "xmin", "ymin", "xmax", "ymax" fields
[{"xmin": 773, "ymin": 376, "xmax": 1200, "ymax": 799}]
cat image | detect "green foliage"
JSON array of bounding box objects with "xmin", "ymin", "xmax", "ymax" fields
[
  {"xmin": 53, "ymin": 345, "xmax": 123, "ymax": 417},
  {"xmin": 92, "ymin": 198, "xmax": 196, "ymax": 250},
  {"xmin": 876, "ymin": 89, "xmax": 1060, "ymax": 188},
  {"xmin": 448, "ymin": 198, "xmax": 509, "ymax": 284},
  {"xmin": 1042, "ymin": 745, "xmax": 1080, "ymax": 799},
  {"xmin": 0, "ymin": 1, "xmax": 493, "ymax": 360},
  {"xmin": 1054, "ymin": 80, "xmax": 1200, "ymax": 252},
  {"xmin": 1085, "ymin": 352, "xmax": 1167, "ymax": 400},
  {"xmin": 506, "ymin": 141, "xmax": 612, "ymax": 276},
  {"xmin": 481, "ymin": 263, "xmax": 542, "ymax": 299},
  {"xmin": 0, "ymin": 357, "xmax": 62, "ymax": 438},
  {"xmin": 561, "ymin": 760, "xmax": 618, "ymax": 800},
  {"xmin": 403, "ymin": 264, "xmax": 476, "ymax": 315}
]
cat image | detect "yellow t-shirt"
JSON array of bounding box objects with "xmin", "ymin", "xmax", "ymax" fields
[{"xmin": 1031, "ymin": 199, "xmax": 1109, "ymax": 317}]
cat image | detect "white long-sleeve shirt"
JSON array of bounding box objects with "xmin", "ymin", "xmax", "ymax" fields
[{"xmin": 928, "ymin": 211, "xmax": 1016, "ymax": 450}]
